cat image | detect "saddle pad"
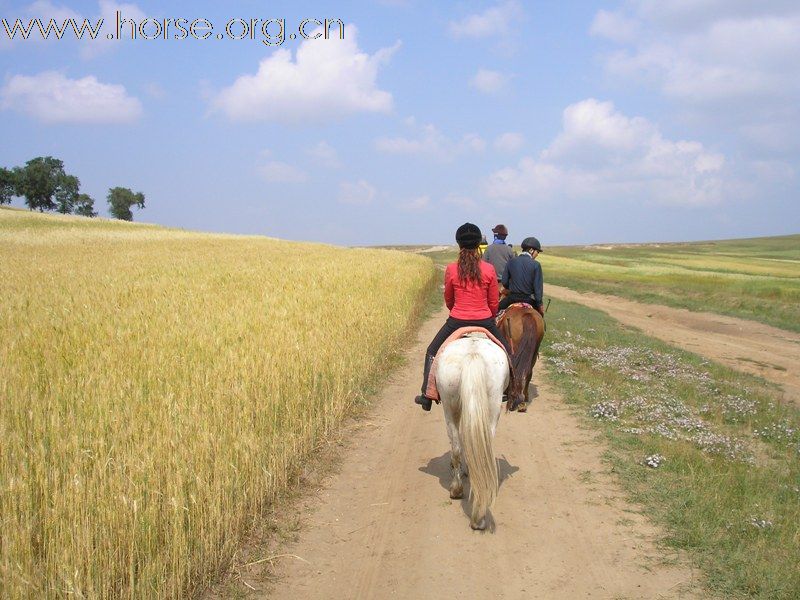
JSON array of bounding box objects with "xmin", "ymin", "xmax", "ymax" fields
[
  {"xmin": 424, "ymin": 326, "xmax": 509, "ymax": 402},
  {"xmin": 496, "ymin": 302, "xmax": 535, "ymax": 326}
]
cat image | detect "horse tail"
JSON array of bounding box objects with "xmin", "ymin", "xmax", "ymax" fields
[
  {"xmin": 459, "ymin": 348, "xmax": 498, "ymax": 526},
  {"xmin": 512, "ymin": 311, "xmax": 542, "ymax": 377}
]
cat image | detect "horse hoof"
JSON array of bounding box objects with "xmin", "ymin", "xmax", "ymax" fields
[
  {"xmin": 517, "ymin": 402, "xmax": 528, "ymax": 413},
  {"xmin": 470, "ymin": 519, "xmax": 486, "ymax": 530},
  {"xmin": 450, "ymin": 488, "xmax": 463, "ymax": 500}
]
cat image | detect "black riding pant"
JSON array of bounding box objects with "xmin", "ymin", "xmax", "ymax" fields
[
  {"xmin": 498, "ymin": 293, "xmax": 535, "ymax": 311},
  {"xmin": 420, "ymin": 316, "xmax": 512, "ymax": 396}
]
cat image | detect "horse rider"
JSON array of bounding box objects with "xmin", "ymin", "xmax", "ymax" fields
[
  {"xmin": 482, "ymin": 224, "xmax": 515, "ymax": 284},
  {"xmin": 499, "ymin": 236, "xmax": 545, "ymax": 315},
  {"xmin": 415, "ymin": 223, "xmax": 513, "ymax": 411},
  {"xmin": 478, "ymin": 234, "xmax": 489, "ymax": 256}
]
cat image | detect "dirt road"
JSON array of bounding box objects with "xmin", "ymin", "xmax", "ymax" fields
[
  {"xmin": 236, "ymin": 307, "xmax": 699, "ymax": 599},
  {"xmin": 546, "ymin": 285, "xmax": 800, "ymax": 405}
]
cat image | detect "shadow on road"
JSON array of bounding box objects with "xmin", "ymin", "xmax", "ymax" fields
[
  {"xmin": 419, "ymin": 452, "xmax": 519, "ymax": 532},
  {"xmin": 418, "ymin": 452, "xmax": 520, "ymax": 491}
]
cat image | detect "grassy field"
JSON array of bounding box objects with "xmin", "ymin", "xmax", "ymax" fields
[
  {"xmin": 543, "ymin": 235, "xmax": 800, "ymax": 332},
  {"xmin": 418, "ymin": 235, "xmax": 800, "ymax": 332},
  {"xmin": 543, "ymin": 301, "xmax": 800, "ymax": 599},
  {"xmin": 0, "ymin": 208, "xmax": 436, "ymax": 599}
]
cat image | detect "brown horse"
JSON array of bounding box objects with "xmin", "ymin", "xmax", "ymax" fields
[{"xmin": 497, "ymin": 304, "xmax": 545, "ymax": 412}]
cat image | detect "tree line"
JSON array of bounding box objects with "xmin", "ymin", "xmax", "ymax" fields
[{"xmin": 0, "ymin": 156, "xmax": 146, "ymax": 221}]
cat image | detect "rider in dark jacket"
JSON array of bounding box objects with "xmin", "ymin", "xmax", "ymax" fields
[{"xmin": 499, "ymin": 236, "xmax": 544, "ymax": 315}]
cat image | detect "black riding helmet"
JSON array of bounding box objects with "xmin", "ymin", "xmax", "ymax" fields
[
  {"xmin": 455, "ymin": 222, "xmax": 482, "ymax": 249},
  {"xmin": 521, "ymin": 236, "xmax": 543, "ymax": 252}
]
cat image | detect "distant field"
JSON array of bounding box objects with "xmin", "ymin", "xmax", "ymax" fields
[
  {"xmin": 0, "ymin": 208, "xmax": 435, "ymax": 598},
  {"xmin": 419, "ymin": 235, "xmax": 800, "ymax": 332},
  {"xmin": 544, "ymin": 235, "xmax": 800, "ymax": 332}
]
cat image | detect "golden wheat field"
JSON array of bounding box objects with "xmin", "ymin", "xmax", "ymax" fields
[{"xmin": 0, "ymin": 208, "xmax": 435, "ymax": 598}]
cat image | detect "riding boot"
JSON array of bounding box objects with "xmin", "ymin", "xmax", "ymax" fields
[{"xmin": 414, "ymin": 354, "xmax": 435, "ymax": 411}]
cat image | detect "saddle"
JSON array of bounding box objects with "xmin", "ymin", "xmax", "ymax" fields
[
  {"xmin": 496, "ymin": 302, "xmax": 535, "ymax": 326},
  {"xmin": 424, "ymin": 327, "xmax": 509, "ymax": 403}
]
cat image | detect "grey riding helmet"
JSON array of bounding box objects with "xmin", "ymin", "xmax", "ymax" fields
[{"xmin": 521, "ymin": 237, "xmax": 543, "ymax": 252}]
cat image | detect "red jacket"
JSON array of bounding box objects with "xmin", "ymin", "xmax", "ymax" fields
[{"xmin": 444, "ymin": 261, "xmax": 499, "ymax": 319}]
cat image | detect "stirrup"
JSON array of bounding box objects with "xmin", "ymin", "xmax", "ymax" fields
[{"xmin": 415, "ymin": 395, "xmax": 432, "ymax": 411}]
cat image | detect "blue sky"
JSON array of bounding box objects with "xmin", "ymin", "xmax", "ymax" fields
[{"xmin": 1, "ymin": 0, "xmax": 798, "ymax": 246}]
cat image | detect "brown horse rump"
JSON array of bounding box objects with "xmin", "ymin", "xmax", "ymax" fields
[
  {"xmin": 496, "ymin": 303, "xmax": 545, "ymax": 410},
  {"xmin": 496, "ymin": 304, "xmax": 542, "ymax": 348},
  {"xmin": 424, "ymin": 326, "xmax": 509, "ymax": 402}
]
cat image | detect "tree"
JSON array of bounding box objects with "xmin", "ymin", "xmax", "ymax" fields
[
  {"xmin": 0, "ymin": 167, "xmax": 17, "ymax": 204},
  {"xmin": 14, "ymin": 157, "xmax": 78, "ymax": 212},
  {"xmin": 73, "ymin": 193, "xmax": 97, "ymax": 217},
  {"xmin": 107, "ymin": 187, "xmax": 145, "ymax": 221},
  {"xmin": 55, "ymin": 175, "xmax": 80, "ymax": 214}
]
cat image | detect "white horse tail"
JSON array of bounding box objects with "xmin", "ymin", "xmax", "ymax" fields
[{"xmin": 459, "ymin": 350, "xmax": 498, "ymax": 528}]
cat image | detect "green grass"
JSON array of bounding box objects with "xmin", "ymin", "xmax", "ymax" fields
[
  {"xmin": 543, "ymin": 300, "xmax": 800, "ymax": 599},
  {"xmin": 544, "ymin": 235, "xmax": 800, "ymax": 332},
  {"xmin": 415, "ymin": 235, "xmax": 800, "ymax": 332}
]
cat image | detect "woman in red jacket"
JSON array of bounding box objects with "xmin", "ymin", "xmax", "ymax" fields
[{"xmin": 415, "ymin": 223, "xmax": 512, "ymax": 411}]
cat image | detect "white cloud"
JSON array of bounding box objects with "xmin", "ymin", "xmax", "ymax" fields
[
  {"xmin": 144, "ymin": 82, "xmax": 165, "ymax": 99},
  {"xmin": 5, "ymin": 1, "xmax": 147, "ymax": 56},
  {"xmin": 494, "ymin": 132, "xmax": 524, "ymax": 152},
  {"xmin": 80, "ymin": 0, "xmax": 147, "ymax": 58},
  {"xmin": 591, "ymin": 2, "xmax": 800, "ymax": 157},
  {"xmin": 443, "ymin": 194, "xmax": 477, "ymax": 209},
  {"xmin": 448, "ymin": 1, "xmax": 523, "ymax": 38},
  {"xmin": 257, "ymin": 161, "xmax": 307, "ymax": 183},
  {"xmin": 338, "ymin": 179, "xmax": 376, "ymax": 205},
  {"xmin": 632, "ymin": 0, "xmax": 799, "ymax": 33},
  {"xmin": 590, "ymin": 9, "xmax": 641, "ymax": 43},
  {"xmin": 307, "ymin": 141, "xmax": 341, "ymax": 168},
  {"xmin": 740, "ymin": 121, "xmax": 800, "ymax": 155},
  {"xmin": 485, "ymin": 99, "xmax": 726, "ymax": 206},
  {"xmin": 212, "ymin": 25, "xmax": 397, "ymax": 123},
  {"xmin": 469, "ymin": 69, "xmax": 511, "ymax": 94},
  {"xmin": 0, "ymin": 71, "xmax": 142, "ymax": 123},
  {"xmin": 462, "ymin": 132, "xmax": 486, "ymax": 153},
  {"xmin": 750, "ymin": 159, "xmax": 795, "ymax": 183},
  {"xmin": 601, "ymin": 15, "xmax": 800, "ymax": 103},
  {"xmin": 1, "ymin": 1, "xmax": 80, "ymax": 49},
  {"xmin": 375, "ymin": 121, "xmax": 485, "ymax": 161},
  {"xmin": 26, "ymin": 0, "xmax": 81, "ymax": 23},
  {"xmin": 400, "ymin": 195, "xmax": 430, "ymax": 211}
]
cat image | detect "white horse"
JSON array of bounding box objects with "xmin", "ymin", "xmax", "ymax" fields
[{"xmin": 435, "ymin": 333, "xmax": 509, "ymax": 530}]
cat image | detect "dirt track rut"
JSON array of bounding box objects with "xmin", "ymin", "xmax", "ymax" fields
[{"xmin": 546, "ymin": 285, "xmax": 800, "ymax": 405}]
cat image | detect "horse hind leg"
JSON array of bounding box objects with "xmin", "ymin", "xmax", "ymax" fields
[
  {"xmin": 446, "ymin": 418, "xmax": 464, "ymax": 499},
  {"xmin": 523, "ymin": 351, "xmax": 539, "ymax": 406}
]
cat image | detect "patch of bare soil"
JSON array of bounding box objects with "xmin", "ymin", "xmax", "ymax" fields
[
  {"xmin": 414, "ymin": 245, "xmax": 452, "ymax": 253},
  {"xmin": 211, "ymin": 307, "xmax": 701, "ymax": 599},
  {"xmin": 547, "ymin": 285, "xmax": 800, "ymax": 405}
]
